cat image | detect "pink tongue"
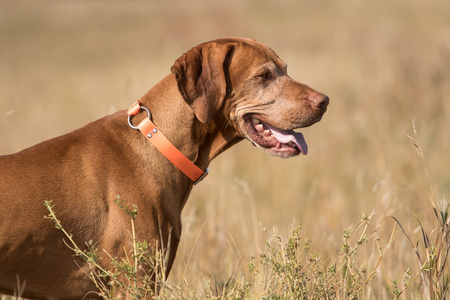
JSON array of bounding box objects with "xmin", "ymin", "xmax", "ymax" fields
[{"xmin": 265, "ymin": 124, "xmax": 308, "ymax": 155}]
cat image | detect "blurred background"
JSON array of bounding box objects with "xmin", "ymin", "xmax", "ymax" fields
[{"xmin": 1, "ymin": 0, "xmax": 449, "ymax": 297}]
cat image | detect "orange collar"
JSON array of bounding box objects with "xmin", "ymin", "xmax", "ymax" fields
[{"xmin": 127, "ymin": 101, "xmax": 208, "ymax": 185}]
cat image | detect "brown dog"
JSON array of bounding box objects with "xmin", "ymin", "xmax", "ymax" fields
[{"xmin": 0, "ymin": 38, "xmax": 328, "ymax": 299}]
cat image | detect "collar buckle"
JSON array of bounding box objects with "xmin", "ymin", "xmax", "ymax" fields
[{"xmin": 193, "ymin": 168, "xmax": 209, "ymax": 185}]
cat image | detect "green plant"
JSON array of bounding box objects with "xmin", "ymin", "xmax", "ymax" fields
[
  {"xmin": 44, "ymin": 196, "xmax": 171, "ymax": 299},
  {"xmin": 254, "ymin": 212, "xmax": 395, "ymax": 299},
  {"xmin": 390, "ymin": 122, "xmax": 450, "ymax": 299},
  {"xmin": 44, "ymin": 197, "xmax": 253, "ymax": 300}
]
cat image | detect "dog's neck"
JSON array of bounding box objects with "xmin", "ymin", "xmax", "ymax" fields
[{"xmin": 137, "ymin": 74, "xmax": 242, "ymax": 175}]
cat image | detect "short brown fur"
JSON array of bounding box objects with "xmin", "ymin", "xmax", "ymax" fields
[{"xmin": 0, "ymin": 38, "xmax": 328, "ymax": 299}]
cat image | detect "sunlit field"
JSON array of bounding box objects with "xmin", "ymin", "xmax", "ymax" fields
[{"xmin": 1, "ymin": 0, "xmax": 450, "ymax": 298}]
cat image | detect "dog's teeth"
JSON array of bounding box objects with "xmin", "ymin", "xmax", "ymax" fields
[
  {"xmin": 255, "ymin": 124, "xmax": 264, "ymax": 131},
  {"xmin": 251, "ymin": 118, "xmax": 261, "ymax": 124},
  {"xmin": 264, "ymin": 129, "xmax": 271, "ymax": 135}
]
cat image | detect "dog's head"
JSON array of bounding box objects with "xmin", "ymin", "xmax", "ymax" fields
[{"xmin": 171, "ymin": 37, "xmax": 329, "ymax": 158}]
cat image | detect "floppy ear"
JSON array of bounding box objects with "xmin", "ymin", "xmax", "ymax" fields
[{"xmin": 171, "ymin": 42, "xmax": 233, "ymax": 124}]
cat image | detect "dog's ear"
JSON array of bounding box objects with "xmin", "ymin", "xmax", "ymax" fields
[{"xmin": 171, "ymin": 43, "xmax": 233, "ymax": 124}]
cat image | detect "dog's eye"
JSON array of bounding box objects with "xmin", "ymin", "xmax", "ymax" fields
[{"xmin": 256, "ymin": 71, "xmax": 271, "ymax": 80}]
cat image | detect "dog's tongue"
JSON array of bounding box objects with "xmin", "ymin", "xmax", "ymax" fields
[{"xmin": 266, "ymin": 125, "xmax": 308, "ymax": 155}]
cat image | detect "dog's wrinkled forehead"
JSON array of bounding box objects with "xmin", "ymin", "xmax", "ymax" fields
[
  {"xmin": 209, "ymin": 38, "xmax": 287, "ymax": 73},
  {"xmin": 249, "ymin": 41, "xmax": 287, "ymax": 71}
]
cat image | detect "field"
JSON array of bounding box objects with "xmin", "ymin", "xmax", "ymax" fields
[{"xmin": 1, "ymin": 0, "xmax": 450, "ymax": 298}]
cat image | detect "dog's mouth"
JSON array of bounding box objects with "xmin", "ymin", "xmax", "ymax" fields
[{"xmin": 243, "ymin": 116, "xmax": 308, "ymax": 158}]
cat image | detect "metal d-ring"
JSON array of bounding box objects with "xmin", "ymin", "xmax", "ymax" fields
[{"xmin": 128, "ymin": 106, "xmax": 152, "ymax": 130}]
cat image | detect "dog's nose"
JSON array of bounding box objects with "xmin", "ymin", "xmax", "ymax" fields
[{"xmin": 310, "ymin": 94, "xmax": 329, "ymax": 111}]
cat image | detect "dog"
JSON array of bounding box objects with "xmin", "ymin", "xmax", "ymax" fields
[{"xmin": 0, "ymin": 37, "xmax": 328, "ymax": 299}]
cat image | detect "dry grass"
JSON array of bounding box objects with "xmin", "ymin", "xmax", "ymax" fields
[{"xmin": 1, "ymin": 0, "xmax": 450, "ymax": 298}]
